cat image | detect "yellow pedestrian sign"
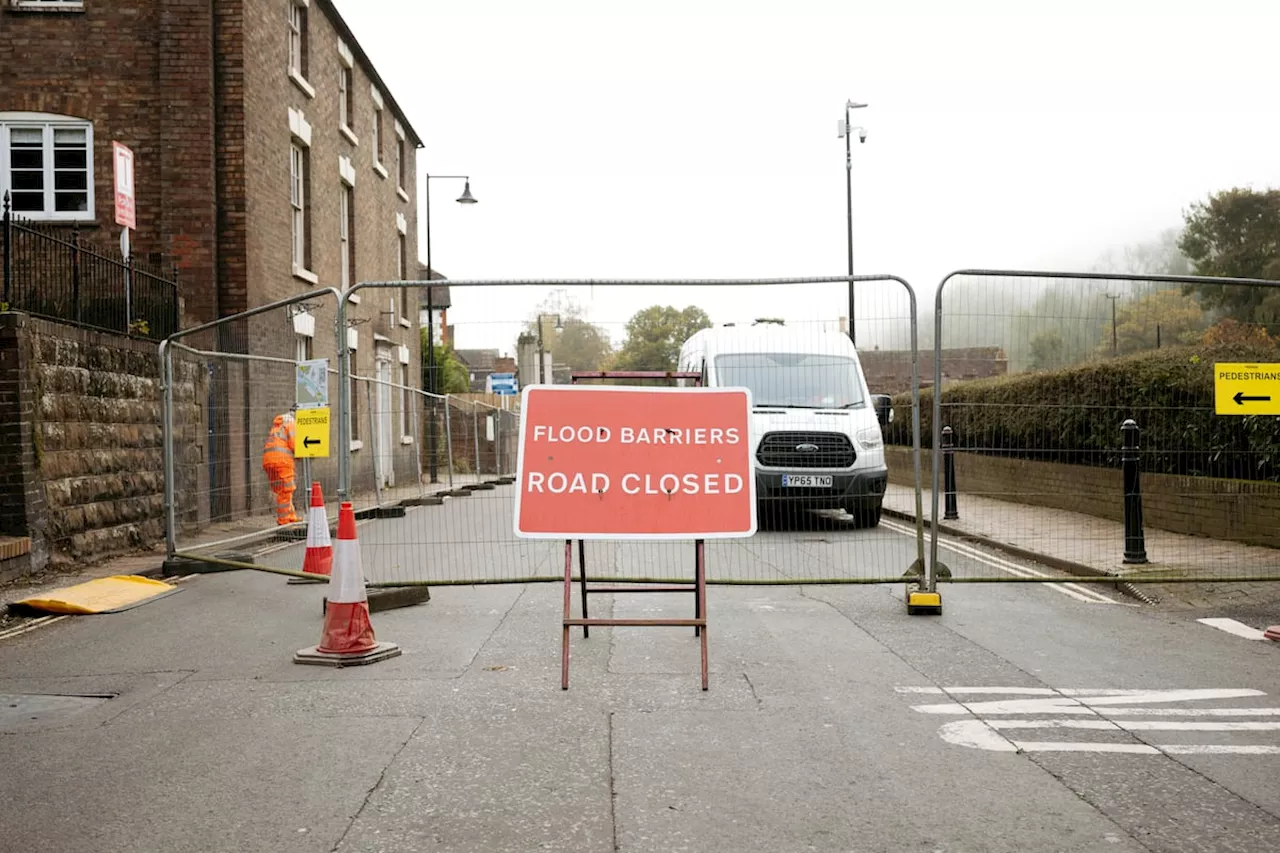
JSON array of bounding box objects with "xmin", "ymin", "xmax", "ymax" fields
[
  {"xmin": 294, "ymin": 407, "xmax": 331, "ymax": 457},
  {"xmin": 1214, "ymin": 363, "xmax": 1280, "ymax": 415}
]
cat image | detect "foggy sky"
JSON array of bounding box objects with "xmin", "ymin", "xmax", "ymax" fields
[{"xmin": 332, "ymin": 0, "xmax": 1280, "ymax": 356}]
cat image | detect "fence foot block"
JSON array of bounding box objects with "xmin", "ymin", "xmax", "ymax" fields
[
  {"xmin": 906, "ymin": 589, "xmax": 943, "ymax": 616},
  {"xmin": 462, "ymin": 483, "xmax": 496, "ymax": 492},
  {"xmin": 354, "ymin": 506, "xmax": 407, "ymax": 520},
  {"xmin": 325, "ymin": 586, "xmax": 430, "ymax": 615},
  {"xmin": 437, "ymin": 489, "xmax": 471, "ymax": 498},
  {"xmin": 164, "ymin": 552, "xmax": 255, "ymax": 575},
  {"xmin": 401, "ymin": 496, "xmax": 445, "ymax": 507}
]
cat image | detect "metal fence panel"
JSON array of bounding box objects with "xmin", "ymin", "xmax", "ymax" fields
[
  {"xmin": 162, "ymin": 289, "xmax": 345, "ymax": 567},
  {"xmin": 923, "ymin": 270, "xmax": 1280, "ymax": 586},
  {"xmin": 311, "ymin": 276, "xmax": 926, "ymax": 589}
]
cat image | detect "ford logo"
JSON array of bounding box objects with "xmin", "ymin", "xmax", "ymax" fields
[{"xmin": 795, "ymin": 443, "xmax": 820, "ymax": 453}]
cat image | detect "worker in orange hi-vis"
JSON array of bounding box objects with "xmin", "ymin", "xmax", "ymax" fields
[{"xmin": 262, "ymin": 411, "xmax": 300, "ymax": 525}]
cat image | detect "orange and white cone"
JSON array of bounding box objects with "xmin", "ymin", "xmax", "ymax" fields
[
  {"xmin": 293, "ymin": 501, "xmax": 401, "ymax": 666},
  {"xmin": 300, "ymin": 482, "xmax": 332, "ymax": 577}
]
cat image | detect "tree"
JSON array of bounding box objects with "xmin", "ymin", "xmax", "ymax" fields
[
  {"xmin": 524, "ymin": 290, "xmax": 614, "ymax": 372},
  {"xmin": 1103, "ymin": 288, "xmax": 1206, "ymax": 355},
  {"xmin": 1091, "ymin": 228, "xmax": 1191, "ymax": 278},
  {"xmin": 419, "ymin": 327, "xmax": 470, "ymax": 394},
  {"xmin": 612, "ymin": 305, "xmax": 712, "ymax": 372},
  {"xmin": 1178, "ymin": 187, "xmax": 1280, "ymax": 331},
  {"xmin": 1028, "ymin": 330, "xmax": 1068, "ymax": 371},
  {"xmin": 1199, "ymin": 317, "xmax": 1277, "ymax": 349}
]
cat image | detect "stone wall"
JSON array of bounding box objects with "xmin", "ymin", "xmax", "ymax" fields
[
  {"xmin": 0, "ymin": 313, "xmax": 205, "ymax": 577},
  {"xmin": 884, "ymin": 445, "xmax": 1280, "ymax": 549}
]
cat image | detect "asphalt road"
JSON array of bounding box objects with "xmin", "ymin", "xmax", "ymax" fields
[{"xmin": 1, "ymin": 484, "xmax": 1277, "ymax": 853}]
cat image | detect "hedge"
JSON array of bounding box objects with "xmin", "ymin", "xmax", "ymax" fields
[{"xmin": 885, "ymin": 342, "xmax": 1280, "ymax": 482}]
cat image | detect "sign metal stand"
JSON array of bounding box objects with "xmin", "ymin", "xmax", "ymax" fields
[{"xmin": 542, "ymin": 370, "xmax": 733, "ymax": 691}]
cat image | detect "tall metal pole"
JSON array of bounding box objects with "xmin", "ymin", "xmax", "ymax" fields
[
  {"xmin": 842, "ymin": 100, "xmax": 866, "ymax": 347},
  {"xmin": 425, "ymin": 179, "xmax": 439, "ymax": 483},
  {"xmin": 845, "ymin": 105, "xmax": 855, "ymax": 347}
]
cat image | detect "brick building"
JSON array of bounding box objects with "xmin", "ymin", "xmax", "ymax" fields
[
  {"xmin": 1, "ymin": 0, "xmax": 425, "ymax": 514},
  {"xmin": 860, "ymin": 347, "xmax": 1009, "ymax": 394}
]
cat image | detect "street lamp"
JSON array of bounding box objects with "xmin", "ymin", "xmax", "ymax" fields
[
  {"xmin": 424, "ymin": 174, "xmax": 478, "ymax": 482},
  {"xmin": 838, "ymin": 99, "xmax": 867, "ymax": 346},
  {"xmin": 536, "ymin": 313, "xmax": 563, "ymax": 384}
]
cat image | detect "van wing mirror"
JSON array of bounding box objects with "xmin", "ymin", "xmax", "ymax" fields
[{"xmin": 870, "ymin": 394, "xmax": 893, "ymax": 426}]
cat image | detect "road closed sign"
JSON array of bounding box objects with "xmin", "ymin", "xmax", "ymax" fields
[{"xmin": 513, "ymin": 385, "xmax": 756, "ymax": 539}]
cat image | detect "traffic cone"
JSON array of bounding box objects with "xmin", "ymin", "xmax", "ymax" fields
[
  {"xmin": 1265, "ymin": 625, "xmax": 1280, "ymax": 642},
  {"xmin": 299, "ymin": 482, "xmax": 332, "ymax": 577},
  {"xmin": 293, "ymin": 501, "xmax": 401, "ymax": 667}
]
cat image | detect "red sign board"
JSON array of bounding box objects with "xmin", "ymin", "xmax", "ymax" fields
[
  {"xmin": 112, "ymin": 142, "xmax": 136, "ymax": 230},
  {"xmin": 513, "ymin": 385, "xmax": 756, "ymax": 539}
]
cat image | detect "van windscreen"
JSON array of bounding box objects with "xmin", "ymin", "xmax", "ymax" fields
[{"xmin": 713, "ymin": 353, "xmax": 865, "ymax": 409}]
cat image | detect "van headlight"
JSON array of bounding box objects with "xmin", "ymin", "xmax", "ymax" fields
[{"xmin": 857, "ymin": 426, "xmax": 883, "ymax": 450}]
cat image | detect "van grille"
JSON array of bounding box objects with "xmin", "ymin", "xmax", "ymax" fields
[{"xmin": 756, "ymin": 432, "xmax": 856, "ymax": 469}]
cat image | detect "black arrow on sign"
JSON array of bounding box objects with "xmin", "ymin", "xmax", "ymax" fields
[
  {"xmin": 1234, "ymin": 391, "xmax": 1271, "ymax": 405},
  {"xmin": 304, "ymin": 436, "xmax": 321, "ymax": 447}
]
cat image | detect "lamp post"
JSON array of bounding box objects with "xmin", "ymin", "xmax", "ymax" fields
[
  {"xmin": 424, "ymin": 174, "xmax": 477, "ymax": 482},
  {"xmin": 839, "ymin": 100, "xmax": 867, "ymax": 346},
  {"xmin": 536, "ymin": 313, "xmax": 563, "ymax": 384}
]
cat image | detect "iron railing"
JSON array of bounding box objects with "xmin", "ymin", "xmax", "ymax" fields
[{"xmin": 2, "ymin": 192, "xmax": 179, "ymax": 339}]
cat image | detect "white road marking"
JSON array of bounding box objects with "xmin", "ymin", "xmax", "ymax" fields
[
  {"xmin": 1197, "ymin": 617, "xmax": 1268, "ymax": 640},
  {"xmin": 911, "ymin": 688, "xmax": 1266, "ymax": 716},
  {"xmin": 0, "ymin": 615, "xmax": 69, "ymax": 641},
  {"xmin": 909, "ymin": 685, "xmax": 1280, "ymax": 755},
  {"xmin": 1161, "ymin": 745, "xmax": 1280, "ymax": 755},
  {"xmin": 987, "ymin": 719, "xmax": 1280, "ymax": 732},
  {"xmin": 895, "ymin": 686, "xmax": 1056, "ymax": 695},
  {"xmin": 880, "ymin": 519, "xmax": 1124, "ymax": 605}
]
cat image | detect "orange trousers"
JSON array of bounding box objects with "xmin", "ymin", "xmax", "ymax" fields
[{"xmin": 264, "ymin": 462, "xmax": 299, "ymax": 524}]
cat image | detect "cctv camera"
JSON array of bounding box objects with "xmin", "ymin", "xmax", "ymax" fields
[{"xmin": 858, "ymin": 129, "xmax": 867, "ymax": 143}]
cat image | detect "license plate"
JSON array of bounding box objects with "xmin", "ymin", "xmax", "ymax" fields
[{"xmin": 781, "ymin": 474, "xmax": 833, "ymax": 488}]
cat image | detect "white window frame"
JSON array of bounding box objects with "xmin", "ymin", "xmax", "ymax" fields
[
  {"xmin": 289, "ymin": 109, "xmax": 316, "ymax": 283},
  {"xmin": 400, "ymin": 360, "xmax": 413, "ymax": 442},
  {"xmin": 337, "ymin": 39, "xmax": 358, "ymax": 145},
  {"xmin": 295, "ymin": 333, "xmax": 312, "ymax": 363},
  {"xmin": 0, "ymin": 113, "xmax": 95, "ymax": 222},
  {"xmin": 347, "ymin": 328, "xmax": 363, "ymax": 450},
  {"xmin": 8, "ymin": 0, "xmax": 85, "ymax": 10},
  {"xmin": 394, "ymin": 120, "xmax": 410, "ymax": 202},
  {"xmin": 289, "ymin": 144, "xmax": 311, "ymax": 280},
  {"xmin": 287, "ymin": 0, "xmax": 315, "ymax": 98},
  {"xmin": 338, "ymin": 183, "xmax": 351, "ymax": 290},
  {"xmin": 371, "ymin": 87, "xmax": 387, "ymax": 179}
]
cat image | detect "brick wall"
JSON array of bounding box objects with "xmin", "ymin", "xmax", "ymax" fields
[
  {"xmin": 239, "ymin": 0, "xmax": 421, "ymax": 497},
  {"xmin": 884, "ymin": 445, "xmax": 1280, "ymax": 549},
  {"xmin": 439, "ymin": 403, "xmax": 517, "ymax": 478},
  {"xmin": 0, "ymin": 312, "xmax": 206, "ymax": 577},
  {"xmin": 1, "ymin": 0, "xmax": 218, "ymax": 326}
]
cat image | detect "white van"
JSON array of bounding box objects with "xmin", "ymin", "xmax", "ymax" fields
[{"xmin": 676, "ymin": 322, "xmax": 888, "ymax": 527}]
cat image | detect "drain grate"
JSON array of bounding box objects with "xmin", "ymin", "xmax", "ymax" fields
[{"xmin": 0, "ymin": 693, "xmax": 114, "ymax": 729}]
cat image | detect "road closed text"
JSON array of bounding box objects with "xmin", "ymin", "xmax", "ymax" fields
[{"xmin": 525, "ymin": 471, "xmax": 745, "ymax": 496}]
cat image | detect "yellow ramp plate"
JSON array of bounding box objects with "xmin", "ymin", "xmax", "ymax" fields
[{"xmin": 13, "ymin": 575, "xmax": 179, "ymax": 615}]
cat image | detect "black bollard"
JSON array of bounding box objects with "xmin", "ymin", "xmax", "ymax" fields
[
  {"xmin": 1121, "ymin": 419, "xmax": 1148, "ymax": 564},
  {"xmin": 942, "ymin": 426, "xmax": 959, "ymax": 520}
]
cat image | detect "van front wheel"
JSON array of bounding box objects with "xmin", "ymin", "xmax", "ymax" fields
[{"xmin": 844, "ymin": 499, "xmax": 882, "ymax": 529}]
